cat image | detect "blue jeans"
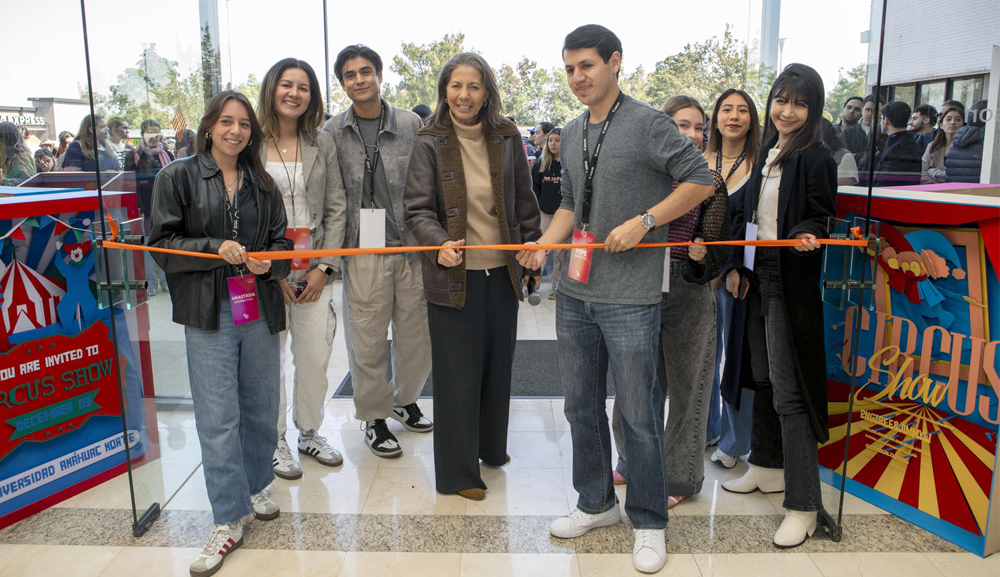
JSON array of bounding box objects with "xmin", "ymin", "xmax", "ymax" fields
[
  {"xmin": 185, "ymin": 298, "xmax": 279, "ymax": 525},
  {"xmin": 715, "ymin": 287, "xmax": 753, "ymax": 457},
  {"xmin": 557, "ymin": 293, "xmax": 668, "ymax": 529}
]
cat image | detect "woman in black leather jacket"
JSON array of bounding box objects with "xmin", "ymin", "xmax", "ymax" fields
[{"xmin": 147, "ymin": 90, "xmax": 292, "ymax": 577}]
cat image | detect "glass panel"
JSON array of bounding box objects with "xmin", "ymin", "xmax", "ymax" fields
[
  {"xmin": 892, "ymin": 84, "xmax": 915, "ymax": 106},
  {"xmin": 952, "ymin": 76, "xmax": 984, "ymax": 111},
  {"xmin": 918, "ymin": 80, "xmax": 946, "ymax": 108}
]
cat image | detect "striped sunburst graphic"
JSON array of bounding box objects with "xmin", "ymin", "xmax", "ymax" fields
[{"xmin": 820, "ymin": 380, "xmax": 995, "ymax": 537}]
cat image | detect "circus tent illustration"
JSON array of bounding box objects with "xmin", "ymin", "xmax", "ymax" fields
[{"xmin": 0, "ymin": 259, "xmax": 67, "ymax": 335}]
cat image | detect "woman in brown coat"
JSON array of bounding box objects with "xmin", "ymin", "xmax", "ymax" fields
[{"xmin": 403, "ymin": 52, "xmax": 542, "ymax": 500}]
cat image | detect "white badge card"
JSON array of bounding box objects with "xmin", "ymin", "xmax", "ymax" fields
[
  {"xmin": 359, "ymin": 209, "xmax": 386, "ymax": 249},
  {"xmin": 661, "ymin": 251, "xmax": 671, "ymax": 293},
  {"xmin": 744, "ymin": 222, "xmax": 759, "ymax": 272}
]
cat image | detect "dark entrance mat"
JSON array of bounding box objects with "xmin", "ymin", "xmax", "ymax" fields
[{"xmin": 333, "ymin": 340, "xmax": 618, "ymax": 398}]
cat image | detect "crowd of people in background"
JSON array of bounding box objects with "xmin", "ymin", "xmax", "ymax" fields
[{"xmin": 3, "ymin": 22, "xmax": 992, "ymax": 577}]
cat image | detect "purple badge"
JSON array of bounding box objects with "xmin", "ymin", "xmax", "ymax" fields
[{"xmin": 227, "ymin": 275, "xmax": 260, "ymax": 325}]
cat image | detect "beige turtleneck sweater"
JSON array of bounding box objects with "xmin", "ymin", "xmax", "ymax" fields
[{"xmin": 452, "ymin": 114, "xmax": 505, "ymax": 270}]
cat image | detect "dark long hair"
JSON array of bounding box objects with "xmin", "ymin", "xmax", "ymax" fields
[
  {"xmin": 930, "ymin": 106, "xmax": 964, "ymax": 154},
  {"xmin": 427, "ymin": 53, "xmax": 507, "ymax": 131},
  {"xmin": 761, "ymin": 63, "xmax": 825, "ymax": 167},
  {"xmin": 257, "ymin": 58, "xmax": 325, "ymax": 143},
  {"xmin": 706, "ymin": 89, "xmax": 762, "ymax": 162},
  {"xmin": 75, "ymin": 114, "xmax": 109, "ymax": 161},
  {"xmin": 0, "ymin": 121, "xmax": 26, "ymax": 162},
  {"xmin": 195, "ymin": 91, "xmax": 271, "ymax": 189}
]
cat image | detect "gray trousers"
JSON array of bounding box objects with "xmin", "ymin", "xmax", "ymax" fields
[
  {"xmin": 613, "ymin": 265, "xmax": 717, "ymax": 496},
  {"xmin": 343, "ymin": 254, "xmax": 432, "ymax": 422}
]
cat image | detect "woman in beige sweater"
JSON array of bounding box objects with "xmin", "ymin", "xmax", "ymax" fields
[{"xmin": 404, "ymin": 53, "xmax": 542, "ymax": 501}]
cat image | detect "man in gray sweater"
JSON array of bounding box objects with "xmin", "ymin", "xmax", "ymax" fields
[{"xmin": 518, "ymin": 25, "xmax": 713, "ymax": 574}]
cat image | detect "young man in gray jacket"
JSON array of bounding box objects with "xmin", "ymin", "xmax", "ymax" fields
[
  {"xmin": 323, "ymin": 45, "xmax": 432, "ymax": 458},
  {"xmin": 519, "ymin": 25, "xmax": 714, "ymax": 574}
]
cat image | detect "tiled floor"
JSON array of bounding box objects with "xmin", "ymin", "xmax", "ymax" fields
[{"xmin": 1, "ymin": 281, "xmax": 997, "ymax": 576}]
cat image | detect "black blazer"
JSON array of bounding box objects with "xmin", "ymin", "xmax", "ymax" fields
[{"xmin": 722, "ymin": 136, "xmax": 838, "ymax": 442}]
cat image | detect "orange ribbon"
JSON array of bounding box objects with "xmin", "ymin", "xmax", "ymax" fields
[{"xmin": 103, "ymin": 234, "xmax": 866, "ymax": 261}]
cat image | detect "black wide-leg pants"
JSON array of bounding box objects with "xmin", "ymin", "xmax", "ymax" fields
[{"xmin": 428, "ymin": 266, "xmax": 518, "ymax": 494}]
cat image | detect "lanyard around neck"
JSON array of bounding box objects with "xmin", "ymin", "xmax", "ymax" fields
[
  {"xmin": 274, "ymin": 135, "xmax": 300, "ymax": 227},
  {"xmin": 580, "ymin": 90, "xmax": 626, "ymax": 229},
  {"xmin": 354, "ymin": 103, "xmax": 385, "ymax": 209},
  {"xmin": 716, "ymin": 148, "xmax": 746, "ymax": 182}
]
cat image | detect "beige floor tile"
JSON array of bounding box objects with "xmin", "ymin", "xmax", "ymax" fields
[
  {"xmin": 219, "ymin": 549, "xmax": 347, "ymax": 577},
  {"xmin": 371, "ymin": 428, "xmax": 436, "ymax": 469},
  {"xmin": 924, "ymin": 552, "xmax": 1000, "ymax": 577},
  {"xmin": 339, "ymin": 552, "xmax": 461, "ymax": 577},
  {"xmin": 507, "ymin": 400, "xmax": 557, "ymax": 432},
  {"xmin": 300, "ymin": 428, "xmax": 384, "ymax": 470},
  {"xmin": 577, "ymin": 553, "xmax": 701, "ymax": 576},
  {"xmin": 506, "ymin": 432, "xmax": 564, "ymax": 469},
  {"xmin": 53, "ymin": 461, "xmax": 198, "ymax": 510},
  {"xmin": 809, "ymin": 553, "xmax": 945, "ymax": 576},
  {"xmin": 98, "ymin": 547, "xmax": 200, "ymax": 577},
  {"xmin": 695, "ymin": 553, "xmax": 823, "ymax": 577},
  {"xmin": 466, "ymin": 468, "xmax": 570, "ymax": 516},
  {"xmin": 361, "ymin": 467, "xmax": 467, "ymax": 515},
  {"xmin": 0, "ymin": 545, "xmax": 122, "ymax": 577},
  {"xmin": 268, "ymin": 465, "xmax": 377, "ymax": 514},
  {"xmin": 461, "ymin": 553, "xmax": 580, "ymax": 577},
  {"xmin": 552, "ymin": 400, "xmax": 571, "ymax": 432},
  {"xmin": 162, "ymin": 466, "xmax": 212, "ymax": 511}
]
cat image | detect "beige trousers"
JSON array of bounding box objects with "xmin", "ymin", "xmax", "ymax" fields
[{"xmin": 343, "ymin": 254, "xmax": 431, "ymax": 422}]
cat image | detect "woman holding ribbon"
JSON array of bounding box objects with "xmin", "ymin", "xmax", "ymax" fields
[
  {"xmin": 403, "ymin": 52, "xmax": 541, "ymax": 501},
  {"xmin": 721, "ymin": 63, "xmax": 837, "ymax": 548},
  {"xmin": 257, "ymin": 57, "xmax": 347, "ymax": 480},
  {"xmin": 702, "ymin": 89, "xmax": 762, "ymax": 470},
  {"xmin": 148, "ymin": 90, "xmax": 292, "ymax": 577}
]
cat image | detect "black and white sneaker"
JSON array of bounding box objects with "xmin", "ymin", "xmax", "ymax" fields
[
  {"xmin": 390, "ymin": 403, "xmax": 434, "ymax": 433},
  {"xmin": 364, "ymin": 419, "xmax": 402, "ymax": 458}
]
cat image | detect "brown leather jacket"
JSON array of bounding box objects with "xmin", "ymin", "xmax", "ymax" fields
[{"xmin": 403, "ymin": 117, "xmax": 541, "ymax": 308}]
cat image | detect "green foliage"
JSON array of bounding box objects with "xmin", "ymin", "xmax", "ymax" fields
[
  {"xmin": 382, "ymin": 33, "xmax": 468, "ymax": 111},
  {"xmin": 825, "ymin": 63, "xmax": 867, "ymax": 123},
  {"xmin": 495, "ymin": 58, "xmax": 582, "ymax": 126}
]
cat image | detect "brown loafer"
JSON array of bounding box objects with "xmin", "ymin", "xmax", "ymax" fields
[{"xmin": 457, "ymin": 488, "xmax": 486, "ymax": 501}]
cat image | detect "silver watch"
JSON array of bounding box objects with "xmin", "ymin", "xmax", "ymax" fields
[{"xmin": 640, "ymin": 211, "xmax": 656, "ymax": 231}]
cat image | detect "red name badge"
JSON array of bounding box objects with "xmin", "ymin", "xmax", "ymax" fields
[
  {"xmin": 227, "ymin": 275, "xmax": 260, "ymax": 325},
  {"xmin": 567, "ymin": 228, "xmax": 596, "ymax": 284},
  {"xmin": 286, "ymin": 227, "xmax": 311, "ymax": 271}
]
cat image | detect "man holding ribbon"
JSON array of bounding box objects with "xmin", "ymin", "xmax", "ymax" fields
[
  {"xmin": 518, "ymin": 25, "xmax": 714, "ymax": 574},
  {"xmin": 323, "ymin": 45, "xmax": 433, "ymax": 459}
]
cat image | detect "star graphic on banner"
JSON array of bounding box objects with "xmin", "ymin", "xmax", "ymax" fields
[
  {"xmin": 37, "ymin": 346, "xmax": 43, "ymax": 352},
  {"xmin": 51, "ymin": 343, "xmax": 56, "ymax": 348},
  {"xmin": 58, "ymin": 426, "xmax": 64, "ymax": 432},
  {"xmin": 68, "ymin": 422, "xmax": 75, "ymax": 429},
  {"xmin": 46, "ymin": 431, "xmax": 52, "ymax": 437}
]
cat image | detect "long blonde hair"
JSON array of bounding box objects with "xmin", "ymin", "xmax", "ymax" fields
[{"xmin": 539, "ymin": 127, "xmax": 561, "ymax": 172}]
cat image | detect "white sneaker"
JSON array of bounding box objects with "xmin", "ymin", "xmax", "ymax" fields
[
  {"xmin": 298, "ymin": 434, "xmax": 343, "ymax": 467},
  {"xmin": 721, "ymin": 464, "xmax": 785, "ymax": 494},
  {"xmin": 710, "ymin": 448, "xmax": 738, "ymax": 469},
  {"xmin": 189, "ymin": 519, "xmax": 244, "ymax": 577},
  {"xmin": 773, "ymin": 510, "xmax": 817, "ymax": 548},
  {"xmin": 550, "ymin": 504, "xmax": 621, "ymax": 538},
  {"xmin": 632, "ymin": 528, "xmax": 667, "ymax": 573},
  {"xmin": 272, "ymin": 439, "xmax": 303, "ymax": 480},
  {"xmin": 250, "ymin": 488, "xmax": 279, "ymax": 521}
]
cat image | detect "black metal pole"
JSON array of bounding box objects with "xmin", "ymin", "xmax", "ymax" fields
[
  {"xmin": 323, "ymin": 0, "xmax": 331, "ymax": 114},
  {"xmin": 836, "ymin": 0, "xmax": 888, "ymax": 527}
]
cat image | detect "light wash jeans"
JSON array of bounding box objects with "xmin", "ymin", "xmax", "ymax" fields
[
  {"xmin": 715, "ymin": 286, "xmax": 753, "ymax": 458},
  {"xmin": 557, "ymin": 292, "xmax": 668, "ymax": 529},
  {"xmin": 185, "ymin": 298, "xmax": 279, "ymax": 525}
]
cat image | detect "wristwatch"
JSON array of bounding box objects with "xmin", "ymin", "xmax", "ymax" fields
[
  {"xmin": 640, "ymin": 211, "xmax": 656, "ymax": 232},
  {"xmin": 318, "ymin": 264, "xmax": 335, "ymax": 277}
]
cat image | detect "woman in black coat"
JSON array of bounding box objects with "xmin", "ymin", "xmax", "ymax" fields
[{"xmin": 720, "ymin": 64, "xmax": 837, "ymax": 549}]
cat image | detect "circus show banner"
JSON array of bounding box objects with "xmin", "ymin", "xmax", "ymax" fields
[{"xmin": 820, "ymin": 184, "xmax": 1000, "ymax": 556}]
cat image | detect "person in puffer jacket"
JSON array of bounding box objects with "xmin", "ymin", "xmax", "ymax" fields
[{"xmin": 945, "ymin": 100, "xmax": 987, "ymax": 183}]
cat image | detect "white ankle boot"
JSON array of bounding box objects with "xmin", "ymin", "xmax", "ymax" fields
[
  {"xmin": 721, "ymin": 464, "xmax": 785, "ymax": 494},
  {"xmin": 773, "ymin": 510, "xmax": 817, "ymax": 548}
]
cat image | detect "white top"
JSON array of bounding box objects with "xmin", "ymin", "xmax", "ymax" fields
[
  {"xmin": 265, "ymin": 161, "xmax": 309, "ymax": 228},
  {"xmin": 756, "ymin": 148, "xmax": 782, "ymax": 241}
]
